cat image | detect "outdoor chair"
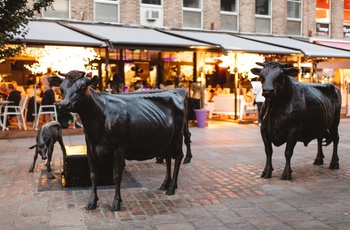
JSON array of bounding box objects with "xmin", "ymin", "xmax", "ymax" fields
[
  {"xmin": 2, "ymin": 96, "xmax": 29, "ymax": 131},
  {"xmin": 33, "ymin": 104, "xmax": 58, "ymax": 130}
]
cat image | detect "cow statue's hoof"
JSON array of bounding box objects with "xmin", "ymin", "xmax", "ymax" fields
[
  {"xmin": 86, "ymin": 196, "xmax": 98, "ymax": 210},
  {"xmin": 261, "ymin": 171, "xmax": 272, "ymax": 179},
  {"xmin": 183, "ymin": 157, "xmax": 191, "ymax": 164},
  {"xmin": 165, "ymin": 189, "xmax": 175, "ymax": 196},
  {"xmin": 48, "ymin": 172, "xmax": 55, "ymax": 179},
  {"xmin": 313, "ymin": 158, "xmax": 324, "ymax": 165},
  {"xmin": 110, "ymin": 200, "xmax": 121, "ymax": 211},
  {"xmin": 329, "ymin": 161, "xmax": 339, "ymax": 169}
]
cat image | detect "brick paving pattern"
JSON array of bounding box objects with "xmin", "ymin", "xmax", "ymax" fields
[{"xmin": 1, "ymin": 119, "xmax": 350, "ymax": 229}]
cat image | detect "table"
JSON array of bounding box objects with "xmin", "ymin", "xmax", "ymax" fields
[{"xmin": 0, "ymin": 100, "xmax": 13, "ymax": 130}]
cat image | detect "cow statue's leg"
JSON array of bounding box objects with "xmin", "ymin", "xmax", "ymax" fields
[
  {"xmin": 313, "ymin": 137, "xmax": 325, "ymax": 165},
  {"xmin": 183, "ymin": 125, "xmax": 192, "ymax": 164},
  {"xmin": 46, "ymin": 142, "xmax": 54, "ymax": 173},
  {"xmin": 329, "ymin": 126, "xmax": 340, "ymax": 169},
  {"xmin": 281, "ymin": 140, "xmax": 297, "ymax": 180},
  {"xmin": 261, "ymin": 129, "xmax": 274, "ymax": 178},
  {"xmin": 166, "ymin": 153, "xmax": 183, "ymax": 195},
  {"xmin": 111, "ymin": 149, "xmax": 124, "ymax": 211},
  {"xmin": 160, "ymin": 157, "xmax": 172, "ymax": 191},
  {"xmin": 28, "ymin": 151, "xmax": 38, "ymax": 173},
  {"xmin": 57, "ymin": 129, "xmax": 67, "ymax": 158},
  {"xmin": 86, "ymin": 144, "xmax": 99, "ymax": 210}
]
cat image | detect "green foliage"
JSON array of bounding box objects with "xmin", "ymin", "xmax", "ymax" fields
[{"xmin": 0, "ymin": 0, "xmax": 54, "ymax": 58}]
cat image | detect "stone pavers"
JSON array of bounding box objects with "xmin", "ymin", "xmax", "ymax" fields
[{"xmin": 0, "ymin": 119, "xmax": 350, "ymax": 229}]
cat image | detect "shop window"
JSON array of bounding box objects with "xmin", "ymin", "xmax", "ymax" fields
[
  {"xmin": 287, "ymin": 0, "xmax": 302, "ymax": 36},
  {"xmin": 220, "ymin": 0, "xmax": 238, "ymax": 31},
  {"xmin": 183, "ymin": 0, "xmax": 202, "ymax": 29},
  {"xmin": 255, "ymin": 0, "xmax": 271, "ymax": 34},
  {"xmin": 95, "ymin": 0, "xmax": 119, "ymax": 23},
  {"xmin": 142, "ymin": 0, "xmax": 161, "ymax": 5},
  {"xmin": 43, "ymin": 0, "xmax": 70, "ymax": 19}
]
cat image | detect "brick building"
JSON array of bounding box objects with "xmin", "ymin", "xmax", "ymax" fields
[{"xmin": 34, "ymin": 0, "xmax": 349, "ymax": 40}]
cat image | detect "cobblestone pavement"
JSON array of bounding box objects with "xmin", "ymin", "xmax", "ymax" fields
[{"xmin": 1, "ymin": 119, "xmax": 350, "ymax": 229}]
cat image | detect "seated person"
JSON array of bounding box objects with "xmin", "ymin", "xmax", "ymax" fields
[
  {"xmin": 0, "ymin": 83, "xmax": 8, "ymax": 100},
  {"xmin": 7, "ymin": 84, "xmax": 21, "ymax": 107}
]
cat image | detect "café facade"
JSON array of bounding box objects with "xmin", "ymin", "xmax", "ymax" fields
[{"xmin": 2, "ymin": 19, "xmax": 350, "ymax": 103}]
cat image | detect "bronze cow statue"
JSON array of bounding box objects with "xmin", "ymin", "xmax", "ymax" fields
[
  {"xmin": 251, "ymin": 61, "xmax": 341, "ymax": 180},
  {"xmin": 28, "ymin": 121, "xmax": 67, "ymax": 175},
  {"xmin": 58, "ymin": 70, "xmax": 187, "ymax": 211}
]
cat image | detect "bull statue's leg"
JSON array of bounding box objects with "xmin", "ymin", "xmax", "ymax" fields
[
  {"xmin": 160, "ymin": 157, "xmax": 172, "ymax": 191},
  {"xmin": 261, "ymin": 129, "xmax": 274, "ymax": 178},
  {"xmin": 28, "ymin": 151, "xmax": 38, "ymax": 173},
  {"xmin": 183, "ymin": 126, "xmax": 192, "ymax": 164},
  {"xmin": 329, "ymin": 127, "xmax": 340, "ymax": 169},
  {"xmin": 86, "ymin": 145, "xmax": 99, "ymax": 210},
  {"xmin": 281, "ymin": 140, "xmax": 297, "ymax": 180},
  {"xmin": 111, "ymin": 150, "xmax": 124, "ymax": 211},
  {"xmin": 313, "ymin": 137, "xmax": 325, "ymax": 165}
]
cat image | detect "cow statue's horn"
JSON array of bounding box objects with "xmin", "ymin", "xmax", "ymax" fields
[{"xmin": 256, "ymin": 62, "xmax": 265, "ymax": 67}]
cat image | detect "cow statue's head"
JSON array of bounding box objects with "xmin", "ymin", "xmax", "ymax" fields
[
  {"xmin": 250, "ymin": 61, "xmax": 299, "ymax": 99},
  {"xmin": 29, "ymin": 143, "xmax": 48, "ymax": 160},
  {"xmin": 58, "ymin": 70, "xmax": 99, "ymax": 112}
]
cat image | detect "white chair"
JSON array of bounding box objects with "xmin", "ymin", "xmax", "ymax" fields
[
  {"xmin": 33, "ymin": 104, "xmax": 58, "ymax": 130},
  {"xmin": 2, "ymin": 96, "xmax": 29, "ymax": 131}
]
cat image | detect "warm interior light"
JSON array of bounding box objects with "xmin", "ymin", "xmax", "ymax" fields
[{"xmin": 23, "ymin": 46, "xmax": 100, "ymax": 74}]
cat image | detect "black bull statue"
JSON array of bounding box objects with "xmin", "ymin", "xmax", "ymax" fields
[
  {"xmin": 57, "ymin": 70, "xmax": 190, "ymax": 211},
  {"xmin": 251, "ymin": 61, "xmax": 341, "ymax": 180}
]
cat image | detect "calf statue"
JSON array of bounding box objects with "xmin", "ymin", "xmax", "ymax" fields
[
  {"xmin": 251, "ymin": 61, "xmax": 341, "ymax": 180},
  {"xmin": 28, "ymin": 121, "xmax": 67, "ymax": 175},
  {"xmin": 58, "ymin": 70, "xmax": 187, "ymax": 211}
]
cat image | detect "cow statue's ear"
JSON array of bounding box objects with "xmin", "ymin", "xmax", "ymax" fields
[
  {"xmin": 283, "ymin": 67, "xmax": 299, "ymax": 77},
  {"xmin": 251, "ymin": 68, "xmax": 262, "ymax": 76},
  {"xmin": 87, "ymin": 75, "xmax": 100, "ymax": 87}
]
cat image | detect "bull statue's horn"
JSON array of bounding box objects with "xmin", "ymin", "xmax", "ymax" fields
[{"xmin": 256, "ymin": 62, "xmax": 265, "ymax": 67}]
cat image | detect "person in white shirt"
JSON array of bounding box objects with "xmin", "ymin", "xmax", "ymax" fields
[{"xmin": 252, "ymin": 81, "xmax": 265, "ymax": 125}]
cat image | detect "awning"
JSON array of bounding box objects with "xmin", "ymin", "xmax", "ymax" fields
[
  {"xmin": 317, "ymin": 59, "xmax": 350, "ymax": 69},
  {"xmin": 240, "ymin": 35, "xmax": 350, "ymax": 58},
  {"xmin": 62, "ymin": 22, "xmax": 220, "ymax": 51},
  {"xmin": 313, "ymin": 40, "xmax": 350, "ymax": 51},
  {"xmin": 158, "ymin": 30, "xmax": 301, "ymax": 55},
  {"xmin": 17, "ymin": 20, "xmax": 106, "ymax": 47}
]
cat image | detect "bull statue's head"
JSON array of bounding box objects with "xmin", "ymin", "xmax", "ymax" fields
[
  {"xmin": 250, "ymin": 61, "xmax": 299, "ymax": 99},
  {"xmin": 29, "ymin": 143, "xmax": 48, "ymax": 160},
  {"xmin": 58, "ymin": 70, "xmax": 99, "ymax": 112}
]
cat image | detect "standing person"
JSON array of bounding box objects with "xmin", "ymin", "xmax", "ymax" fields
[
  {"xmin": 41, "ymin": 83, "xmax": 56, "ymax": 123},
  {"xmin": 111, "ymin": 67, "xmax": 124, "ymax": 94},
  {"xmin": 252, "ymin": 81, "xmax": 265, "ymax": 126},
  {"xmin": 41, "ymin": 67, "xmax": 53, "ymax": 92}
]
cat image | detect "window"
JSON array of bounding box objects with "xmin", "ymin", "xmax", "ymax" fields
[
  {"xmin": 43, "ymin": 0, "xmax": 69, "ymax": 19},
  {"xmin": 142, "ymin": 0, "xmax": 161, "ymax": 5},
  {"xmin": 316, "ymin": 0, "xmax": 330, "ymax": 37},
  {"xmin": 255, "ymin": 0, "xmax": 271, "ymax": 33},
  {"xmin": 220, "ymin": 0, "xmax": 238, "ymax": 31},
  {"xmin": 287, "ymin": 0, "xmax": 302, "ymax": 36},
  {"xmin": 95, "ymin": 0, "xmax": 119, "ymax": 23},
  {"xmin": 183, "ymin": 0, "xmax": 202, "ymax": 29},
  {"xmin": 344, "ymin": 0, "xmax": 350, "ymax": 25}
]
